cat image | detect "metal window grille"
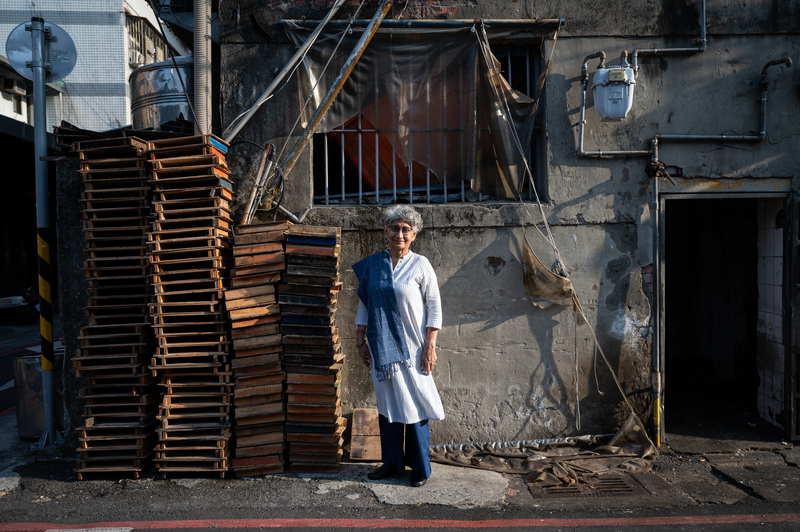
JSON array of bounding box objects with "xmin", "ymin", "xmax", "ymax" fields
[
  {"xmin": 127, "ymin": 16, "xmax": 170, "ymax": 66},
  {"xmin": 312, "ymin": 42, "xmax": 544, "ymax": 206}
]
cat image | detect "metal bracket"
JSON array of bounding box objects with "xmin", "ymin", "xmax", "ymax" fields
[{"xmin": 31, "ymin": 429, "xmax": 65, "ymax": 451}]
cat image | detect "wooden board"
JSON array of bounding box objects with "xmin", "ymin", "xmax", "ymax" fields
[
  {"xmin": 352, "ymin": 408, "xmax": 380, "ymax": 436},
  {"xmin": 234, "ymin": 379, "xmax": 283, "ymax": 396},
  {"xmin": 286, "ymin": 255, "xmax": 340, "ymax": 268},
  {"xmin": 233, "ymin": 251, "xmax": 284, "ymax": 268},
  {"xmin": 236, "ymin": 221, "xmax": 290, "ymax": 234},
  {"xmin": 286, "ymin": 225, "xmax": 340, "ymax": 237},
  {"xmin": 225, "ymin": 293, "xmax": 276, "ymax": 311},
  {"xmin": 232, "ymin": 333, "xmax": 282, "ymax": 350},
  {"xmin": 280, "ymin": 275, "xmax": 339, "ymax": 288},
  {"xmin": 286, "ymin": 234, "xmax": 340, "ymax": 246},
  {"xmin": 235, "ymin": 413, "xmax": 286, "ymax": 428},
  {"xmin": 230, "ymin": 272, "xmax": 282, "ymax": 288},
  {"xmin": 228, "ymin": 304, "xmax": 280, "ymax": 321},
  {"xmin": 231, "ymin": 352, "xmax": 282, "ymax": 368},
  {"xmin": 233, "ymin": 344, "xmax": 283, "ymax": 358},
  {"xmin": 231, "ymin": 262, "xmax": 284, "ymax": 277},
  {"xmin": 285, "ymin": 265, "xmax": 338, "ymax": 278},
  {"xmin": 232, "ymin": 462, "xmax": 284, "ymax": 476},
  {"xmin": 235, "ymin": 392, "xmax": 282, "ymax": 406},
  {"xmin": 233, "ymin": 231, "xmax": 285, "ymax": 245},
  {"xmin": 225, "ymin": 284, "xmax": 275, "ymax": 300},
  {"xmin": 233, "ymin": 242, "xmax": 283, "ymax": 255},
  {"xmin": 231, "ymin": 314, "xmax": 281, "ymax": 329},
  {"xmin": 235, "ymin": 442, "xmax": 285, "ymax": 458},
  {"xmin": 231, "ymin": 322, "xmax": 280, "ymax": 339},
  {"xmin": 285, "ymin": 244, "xmax": 340, "ymax": 257}
]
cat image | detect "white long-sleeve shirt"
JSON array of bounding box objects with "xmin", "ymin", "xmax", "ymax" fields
[{"xmin": 356, "ymin": 250, "xmax": 445, "ymax": 424}]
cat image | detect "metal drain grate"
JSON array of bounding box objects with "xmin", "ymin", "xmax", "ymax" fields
[{"xmin": 527, "ymin": 474, "xmax": 650, "ymax": 499}]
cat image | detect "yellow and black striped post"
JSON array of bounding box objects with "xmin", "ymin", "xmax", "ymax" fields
[{"xmin": 38, "ymin": 228, "xmax": 54, "ymax": 372}]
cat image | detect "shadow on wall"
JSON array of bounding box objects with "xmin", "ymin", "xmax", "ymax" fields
[{"xmin": 434, "ymin": 227, "xmax": 588, "ymax": 440}]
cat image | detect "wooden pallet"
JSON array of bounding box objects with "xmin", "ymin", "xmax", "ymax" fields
[
  {"xmin": 76, "ymin": 141, "xmax": 157, "ymax": 479},
  {"xmin": 278, "ymin": 226, "xmax": 346, "ymax": 472},
  {"xmin": 145, "ymin": 140, "xmax": 235, "ymax": 479}
]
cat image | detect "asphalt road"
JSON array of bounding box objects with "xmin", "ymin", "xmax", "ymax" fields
[{"xmin": 0, "ymin": 457, "xmax": 798, "ymax": 532}]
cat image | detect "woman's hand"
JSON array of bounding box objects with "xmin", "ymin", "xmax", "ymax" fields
[
  {"xmin": 358, "ymin": 341, "xmax": 371, "ymax": 367},
  {"xmin": 422, "ymin": 327, "xmax": 439, "ymax": 375},
  {"xmin": 421, "ymin": 343, "xmax": 437, "ymax": 375}
]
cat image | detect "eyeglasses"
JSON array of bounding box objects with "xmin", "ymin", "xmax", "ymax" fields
[{"xmin": 387, "ymin": 225, "xmax": 414, "ymax": 236}]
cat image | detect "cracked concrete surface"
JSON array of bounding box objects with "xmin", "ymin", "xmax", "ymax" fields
[{"xmin": 302, "ymin": 462, "xmax": 509, "ymax": 509}]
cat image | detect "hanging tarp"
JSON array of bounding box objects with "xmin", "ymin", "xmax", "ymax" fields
[
  {"xmin": 283, "ymin": 21, "xmax": 542, "ymax": 198},
  {"xmin": 522, "ymin": 234, "xmax": 576, "ymax": 309}
]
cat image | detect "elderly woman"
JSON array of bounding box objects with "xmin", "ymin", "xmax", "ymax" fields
[{"xmin": 352, "ymin": 205, "xmax": 444, "ymax": 487}]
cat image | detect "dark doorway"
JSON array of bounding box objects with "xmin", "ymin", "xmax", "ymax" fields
[{"xmin": 664, "ymin": 198, "xmax": 784, "ymax": 442}]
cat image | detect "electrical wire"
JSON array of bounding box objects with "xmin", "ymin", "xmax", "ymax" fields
[
  {"xmin": 476, "ymin": 21, "xmax": 636, "ymax": 420},
  {"xmin": 220, "ymin": 4, "xmax": 351, "ymax": 140},
  {"xmin": 146, "ymin": 0, "xmax": 199, "ymax": 128},
  {"xmin": 476, "ymin": 23, "xmax": 561, "ymax": 262},
  {"xmin": 273, "ymin": 0, "xmax": 369, "ymax": 169}
]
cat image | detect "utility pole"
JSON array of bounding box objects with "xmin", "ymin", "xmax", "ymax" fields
[
  {"xmin": 28, "ymin": 17, "xmax": 61, "ymax": 450},
  {"xmin": 7, "ymin": 17, "xmax": 76, "ymax": 449}
]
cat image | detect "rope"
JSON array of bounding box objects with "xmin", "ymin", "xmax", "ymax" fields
[
  {"xmin": 574, "ymin": 294, "xmax": 635, "ymax": 414},
  {"xmin": 475, "ymin": 21, "xmax": 636, "ymax": 419},
  {"xmin": 476, "ymin": 23, "xmax": 562, "ymax": 265}
]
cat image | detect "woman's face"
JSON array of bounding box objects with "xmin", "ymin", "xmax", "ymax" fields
[{"xmin": 384, "ymin": 220, "xmax": 417, "ymax": 254}]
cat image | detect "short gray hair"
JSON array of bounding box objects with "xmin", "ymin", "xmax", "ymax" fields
[{"xmin": 381, "ymin": 205, "xmax": 422, "ymax": 232}]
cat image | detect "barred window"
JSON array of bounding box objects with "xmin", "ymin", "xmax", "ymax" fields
[{"xmin": 284, "ymin": 22, "xmax": 551, "ymax": 206}]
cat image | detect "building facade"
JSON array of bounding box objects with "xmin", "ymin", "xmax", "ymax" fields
[
  {"xmin": 218, "ymin": 1, "xmax": 800, "ymax": 445},
  {"xmin": 0, "ymin": 0, "xmax": 184, "ymax": 132}
]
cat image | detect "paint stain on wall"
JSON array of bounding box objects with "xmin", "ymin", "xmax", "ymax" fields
[{"xmin": 485, "ymin": 257, "xmax": 506, "ymax": 275}]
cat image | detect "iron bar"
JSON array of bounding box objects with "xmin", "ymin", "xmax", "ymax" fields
[
  {"xmin": 224, "ymin": 0, "xmax": 346, "ymax": 142},
  {"xmin": 285, "ymin": 19, "xmax": 564, "ymax": 30},
  {"xmin": 280, "ymin": 0, "xmax": 394, "ymax": 181}
]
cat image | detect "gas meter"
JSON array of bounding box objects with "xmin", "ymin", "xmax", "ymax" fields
[{"xmin": 592, "ymin": 64, "xmax": 635, "ymax": 121}]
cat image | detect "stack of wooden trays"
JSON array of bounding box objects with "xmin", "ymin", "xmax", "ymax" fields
[
  {"xmin": 225, "ymin": 221, "xmax": 289, "ymax": 476},
  {"xmin": 73, "ymin": 137, "xmax": 158, "ymax": 480},
  {"xmin": 279, "ymin": 225, "xmax": 346, "ymax": 473},
  {"xmin": 146, "ymin": 134, "xmax": 234, "ymax": 478}
]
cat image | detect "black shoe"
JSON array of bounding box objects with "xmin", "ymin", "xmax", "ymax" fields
[
  {"xmin": 367, "ymin": 463, "xmax": 399, "ymax": 480},
  {"xmin": 410, "ymin": 471, "xmax": 427, "ymax": 487}
]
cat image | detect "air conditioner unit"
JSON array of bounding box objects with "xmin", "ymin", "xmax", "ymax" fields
[
  {"xmin": 129, "ymin": 50, "xmax": 145, "ymax": 66},
  {"xmin": 2, "ymin": 77, "xmax": 27, "ymax": 96}
]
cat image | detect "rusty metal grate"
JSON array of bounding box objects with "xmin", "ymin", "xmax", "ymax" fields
[{"xmin": 527, "ymin": 474, "xmax": 650, "ymax": 499}]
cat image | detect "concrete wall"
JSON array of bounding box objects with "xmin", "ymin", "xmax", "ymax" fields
[{"xmin": 218, "ymin": 0, "xmax": 800, "ymax": 442}]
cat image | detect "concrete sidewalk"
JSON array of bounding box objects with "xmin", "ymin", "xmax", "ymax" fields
[{"xmin": 1, "ymin": 406, "xmax": 799, "ymax": 512}]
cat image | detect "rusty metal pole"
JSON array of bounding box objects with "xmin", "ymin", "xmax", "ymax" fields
[
  {"xmin": 279, "ymin": 0, "xmax": 394, "ymax": 181},
  {"xmin": 224, "ymin": 0, "xmax": 347, "ymax": 143}
]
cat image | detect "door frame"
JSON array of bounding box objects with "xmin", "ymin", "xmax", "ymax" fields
[{"xmin": 657, "ymin": 187, "xmax": 795, "ymax": 441}]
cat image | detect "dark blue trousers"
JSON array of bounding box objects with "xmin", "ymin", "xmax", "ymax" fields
[{"xmin": 378, "ymin": 414, "xmax": 431, "ymax": 479}]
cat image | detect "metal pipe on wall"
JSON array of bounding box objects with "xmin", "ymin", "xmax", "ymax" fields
[
  {"xmin": 759, "ymin": 58, "xmax": 792, "ymax": 139},
  {"xmin": 194, "ymin": 0, "xmax": 211, "ymax": 135},
  {"xmin": 650, "ymin": 138, "xmax": 662, "ymax": 448},
  {"xmin": 632, "ymin": 0, "xmax": 707, "ymax": 76},
  {"xmin": 577, "ymin": 51, "xmax": 650, "ymax": 158}
]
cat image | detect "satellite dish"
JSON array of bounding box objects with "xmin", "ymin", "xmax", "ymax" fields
[{"xmin": 5, "ymin": 19, "xmax": 77, "ymax": 83}]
